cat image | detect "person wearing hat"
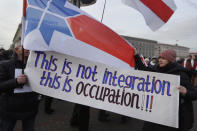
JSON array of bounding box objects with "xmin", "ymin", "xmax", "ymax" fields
[{"xmin": 135, "ymin": 49, "xmax": 197, "ymax": 131}]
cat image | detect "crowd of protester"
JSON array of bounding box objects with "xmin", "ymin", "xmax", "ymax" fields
[
  {"xmin": 0, "ymin": 48, "xmax": 13, "ymax": 61},
  {"xmin": 1, "ymin": 41, "xmax": 197, "ymax": 131},
  {"xmin": 135, "ymin": 50, "xmax": 197, "ymax": 131}
]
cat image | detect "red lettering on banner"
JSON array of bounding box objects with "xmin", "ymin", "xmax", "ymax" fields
[{"xmin": 140, "ymin": 0, "xmax": 174, "ymax": 23}]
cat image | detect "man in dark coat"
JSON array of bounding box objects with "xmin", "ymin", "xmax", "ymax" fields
[
  {"xmin": 0, "ymin": 41, "xmax": 40, "ymax": 131},
  {"xmin": 135, "ymin": 49, "xmax": 197, "ymax": 131}
]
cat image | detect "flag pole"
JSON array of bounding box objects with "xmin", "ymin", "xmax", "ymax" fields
[
  {"xmin": 73, "ymin": 0, "xmax": 80, "ymax": 8},
  {"xmin": 22, "ymin": 0, "xmax": 27, "ymax": 74},
  {"xmin": 101, "ymin": 0, "xmax": 106, "ymax": 23},
  {"xmin": 22, "ymin": 46, "xmax": 25, "ymax": 74},
  {"xmin": 77, "ymin": 0, "xmax": 81, "ymax": 8}
]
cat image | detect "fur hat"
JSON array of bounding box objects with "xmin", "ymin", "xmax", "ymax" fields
[{"xmin": 159, "ymin": 49, "xmax": 176, "ymax": 63}]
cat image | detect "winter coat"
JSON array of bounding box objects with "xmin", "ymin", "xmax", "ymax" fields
[
  {"xmin": 0, "ymin": 58, "xmax": 39, "ymax": 120},
  {"xmin": 135, "ymin": 55, "xmax": 197, "ymax": 131}
]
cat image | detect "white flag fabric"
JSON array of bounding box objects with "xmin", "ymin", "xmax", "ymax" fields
[
  {"xmin": 22, "ymin": 0, "xmax": 135, "ymax": 69},
  {"xmin": 122, "ymin": 0, "xmax": 177, "ymax": 31}
]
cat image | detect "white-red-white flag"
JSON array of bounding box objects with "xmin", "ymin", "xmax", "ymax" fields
[{"xmin": 122, "ymin": 0, "xmax": 177, "ymax": 31}]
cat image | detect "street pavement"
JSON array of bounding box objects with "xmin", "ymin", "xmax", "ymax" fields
[{"xmin": 13, "ymin": 99, "xmax": 197, "ymax": 131}]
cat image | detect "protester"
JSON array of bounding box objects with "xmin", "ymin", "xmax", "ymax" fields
[
  {"xmin": 182, "ymin": 55, "xmax": 197, "ymax": 70},
  {"xmin": 0, "ymin": 41, "xmax": 40, "ymax": 131},
  {"xmin": 0, "ymin": 48, "xmax": 5, "ymax": 60},
  {"xmin": 192, "ymin": 55, "xmax": 197, "ymax": 62},
  {"xmin": 150, "ymin": 56, "xmax": 157, "ymax": 67},
  {"xmin": 0, "ymin": 48, "xmax": 13, "ymax": 61},
  {"xmin": 44, "ymin": 96, "xmax": 55, "ymax": 115},
  {"xmin": 144, "ymin": 58, "xmax": 153, "ymax": 68},
  {"xmin": 192, "ymin": 55, "xmax": 197, "ymax": 86},
  {"xmin": 70, "ymin": 104, "xmax": 90, "ymax": 131},
  {"xmin": 98, "ymin": 110, "xmax": 130, "ymax": 124},
  {"xmin": 135, "ymin": 49, "xmax": 197, "ymax": 131},
  {"xmin": 120, "ymin": 116, "xmax": 130, "ymax": 124},
  {"xmin": 77, "ymin": 105, "xmax": 90, "ymax": 131},
  {"xmin": 176, "ymin": 57, "xmax": 184, "ymax": 65},
  {"xmin": 98, "ymin": 110, "xmax": 110, "ymax": 122},
  {"xmin": 182, "ymin": 55, "xmax": 197, "ymax": 85},
  {"xmin": 144, "ymin": 58, "xmax": 150, "ymax": 65},
  {"xmin": 70, "ymin": 104, "xmax": 80, "ymax": 127}
]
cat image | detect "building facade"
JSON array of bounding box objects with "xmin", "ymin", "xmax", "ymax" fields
[
  {"xmin": 190, "ymin": 52, "xmax": 197, "ymax": 56},
  {"xmin": 11, "ymin": 23, "xmax": 22, "ymax": 50},
  {"xmin": 156, "ymin": 43, "xmax": 189, "ymax": 58},
  {"xmin": 122, "ymin": 36, "xmax": 157, "ymax": 58}
]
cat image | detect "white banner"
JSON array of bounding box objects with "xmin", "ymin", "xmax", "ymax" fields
[{"xmin": 25, "ymin": 51, "xmax": 180, "ymax": 128}]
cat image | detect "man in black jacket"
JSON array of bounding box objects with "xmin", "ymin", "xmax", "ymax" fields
[{"xmin": 0, "ymin": 41, "xmax": 39, "ymax": 131}]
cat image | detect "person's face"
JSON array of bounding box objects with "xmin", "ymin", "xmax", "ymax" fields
[
  {"xmin": 187, "ymin": 56, "xmax": 192, "ymax": 60},
  {"xmin": 145, "ymin": 60, "xmax": 149, "ymax": 64},
  {"xmin": 152, "ymin": 58, "xmax": 157, "ymax": 63},
  {"xmin": 192, "ymin": 55, "xmax": 196, "ymax": 60},
  {"xmin": 0, "ymin": 49, "xmax": 4, "ymax": 54},
  {"xmin": 15, "ymin": 45, "xmax": 29, "ymax": 58},
  {"xmin": 158, "ymin": 57, "xmax": 169, "ymax": 67}
]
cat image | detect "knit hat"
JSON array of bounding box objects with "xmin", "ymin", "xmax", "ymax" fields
[{"xmin": 159, "ymin": 49, "xmax": 176, "ymax": 63}]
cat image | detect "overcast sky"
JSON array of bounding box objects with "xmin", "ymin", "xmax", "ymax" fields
[{"xmin": 0, "ymin": 0, "xmax": 197, "ymax": 52}]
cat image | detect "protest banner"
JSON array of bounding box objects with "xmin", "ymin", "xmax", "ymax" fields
[{"xmin": 25, "ymin": 51, "xmax": 180, "ymax": 128}]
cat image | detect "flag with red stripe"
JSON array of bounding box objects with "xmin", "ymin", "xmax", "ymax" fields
[
  {"xmin": 22, "ymin": 0, "xmax": 135, "ymax": 69},
  {"xmin": 122, "ymin": 0, "xmax": 177, "ymax": 31},
  {"xmin": 140, "ymin": 55, "xmax": 148, "ymax": 67}
]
